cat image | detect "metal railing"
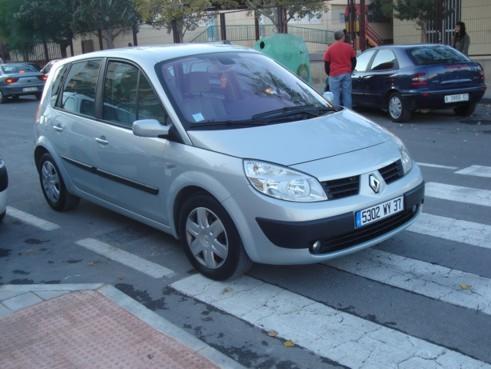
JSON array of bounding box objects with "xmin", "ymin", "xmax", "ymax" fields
[{"xmin": 189, "ymin": 24, "xmax": 334, "ymax": 45}]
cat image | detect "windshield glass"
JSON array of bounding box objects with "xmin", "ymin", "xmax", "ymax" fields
[
  {"xmin": 408, "ymin": 46, "xmax": 469, "ymax": 65},
  {"xmin": 156, "ymin": 52, "xmax": 329, "ymax": 129},
  {"xmin": 1, "ymin": 64, "xmax": 37, "ymax": 74}
]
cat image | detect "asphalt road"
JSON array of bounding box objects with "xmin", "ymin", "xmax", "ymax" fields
[{"xmin": 1, "ymin": 97, "xmax": 491, "ymax": 369}]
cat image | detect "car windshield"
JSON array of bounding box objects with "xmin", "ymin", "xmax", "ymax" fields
[
  {"xmin": 408, "ymin": 46, "xmax": 469, "ymax": 65},
  {"xmin": 156, "ymin": 52, "xmax": 330, "ymax": 129},
  {"xmin": 1, "ymin": 64, "xmax": 37, "ymax": 74}
]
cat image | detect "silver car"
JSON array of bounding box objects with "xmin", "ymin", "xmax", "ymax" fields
[
  {"xmin": 34, "ymin": 45, "xmax": 424, "ymax": 280},
  {"xmin": 0, "ymin": 63, "xmax": 46, "ymax": 102}
]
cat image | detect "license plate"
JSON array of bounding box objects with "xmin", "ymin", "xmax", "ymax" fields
[
  {"xmin": 355, "ymin": 196, "xmax": 404, "ymax": 228},
  {"xmin": 22, "ymin": 87, "xmax": 38, "ymax": 92},
  {"xmin": 444, "ymin": 93, "xmax": 469, "ymax": 103}
]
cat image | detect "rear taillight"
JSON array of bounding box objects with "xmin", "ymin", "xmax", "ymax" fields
[
  {"xmin": 38, "ymin": 74, "xmax": 48, "ymax": 81},
  {"xmin": 479, "ymin": 65, "xmax": 485, "ymax": 82},
  {"xmin": 4, "ymin": 77, "xmax": 18, "ymax": 84},
  {"xmin": 410, "ymin": 72, "xmax": 428, "ymax": 88}
]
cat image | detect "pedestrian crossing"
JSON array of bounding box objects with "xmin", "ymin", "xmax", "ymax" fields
[{"xmin": 5, "ymin": 161, "xmax": 491, "ymax": 368}]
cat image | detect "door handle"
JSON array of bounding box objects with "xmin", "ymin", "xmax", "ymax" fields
[
  {"xmin": 53, "ymin": 124, "xmax": 64, "ymax": 132},
  {"xmin": 95, "ymin": 136, "xmax": 109, "ymax": 145}
]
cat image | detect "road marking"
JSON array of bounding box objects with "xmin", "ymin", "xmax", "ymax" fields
[
  {"xmin": 76, "ymin": 238, "xmax": 175, "ymax": 279},
  {"xmin": 416, "ymin": 162, "xmax": 458, "ymax": 170},
  {"xmin": 408, "ymin": 213, "xmax": 491, "ymax": 250},
  {"xmin": 6, "ymin": 206, "xmax": 60, "ymax": 231},
  {"xmin": 172, "ymin": 275, "xmax": 491, "ymax": 369},
  {"xmin": 426, "ymin": 182, "xmax": 491, "ymax": 207},
  {"xmin": 456, "ymin": 165, "xmax": 491, "ymax": 179},
  {"xmin": 326, "ymin": 249, "xmax": 491, "ymax": 315}
]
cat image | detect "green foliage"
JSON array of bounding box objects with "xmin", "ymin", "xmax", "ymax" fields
[
  {"xmin": 244, "ymin": 0, "xmax": 325, "ymax": 32},
  {"xmin": 394, "ymin": 0, "xmax": 439, "ymax": 30},
  {"xmin": 137, "ymin": 0, "xmax": 212, "ymax": 42}
]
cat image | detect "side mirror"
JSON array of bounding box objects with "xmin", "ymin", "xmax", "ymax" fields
[{"xmin": 132, "ymin": 119, "xmax": 170, "ymax": 138}]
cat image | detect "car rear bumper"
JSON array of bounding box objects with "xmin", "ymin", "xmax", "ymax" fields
[
  {"xmin": 402, "ymin": 85, "xmax": 486, "ymax": 110},
  {"xmin": 1, "ymin": 83, "xmax": 44, "ymax": 96}
]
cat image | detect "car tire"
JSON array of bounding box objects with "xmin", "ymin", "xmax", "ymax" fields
[
  {"xmin": 38, "ymin": 153, "xmax": 80, "ymax": 211},
  {"xmin": 0, "ymin": 91, "xmax": 6, "ymax": 104},
  {"xmin": 35, "ymin": 93, "xmax": 42, "ymax": 100},
  {"xmin": 454, "ymin": 102, "xmax": 476, "ymax": 117},
  {"xmin": 0, "ymin": 210, "xmax": 5, "ymax": 222},
  {"xmin": 387, "ymin": 93, "xmax": 411, "ymax": 122},
  {"xmin": 178, "ymin": 192, "xmax": 252, "ymax": 280}
]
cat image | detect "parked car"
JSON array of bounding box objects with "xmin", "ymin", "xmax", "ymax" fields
[
  {"xmin": 0, "ymin": 63, "xmax": 47, "ymax": 103},
  {"xmin": 352, "ymin": 44, "xmax": 486, "ymax": 122},
  {"xmin": 34, "ymin": 45, "xmax": 424, "ymax": 280},
  {"xmin": 0, "ymin": 159, "xmax": 7, "ymax": 222},
  {"xmin": 40, "ymin": 59, "xmax": 61, "ymax": 76}
]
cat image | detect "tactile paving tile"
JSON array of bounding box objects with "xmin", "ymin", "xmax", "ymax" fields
[{"xmin": 0, "ymin": 290, "xmax": 220, "ymax": 369}]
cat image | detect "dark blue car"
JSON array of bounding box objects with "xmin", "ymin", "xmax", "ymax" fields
[{"xmin": 352, "ymin": 44, "xmax": 486, "ymax": 122}]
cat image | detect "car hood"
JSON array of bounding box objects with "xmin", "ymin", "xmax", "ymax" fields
[{"xmin": 187, "ymin": 109, "xmax": 391, "ymax": 166}]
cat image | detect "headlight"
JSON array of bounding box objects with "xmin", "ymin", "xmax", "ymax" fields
[
  {"xmin": 243, "ymin": 160, "xmax": 327, "ymax": 202},
  {"xmin": 400, "ymin": 145, "xmax": 413, "ymax": 174}
]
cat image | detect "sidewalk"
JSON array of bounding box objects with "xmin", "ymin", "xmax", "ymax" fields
[{"xmin": 0, "ymin": 284, "xmax": 246, "ymax": 369}]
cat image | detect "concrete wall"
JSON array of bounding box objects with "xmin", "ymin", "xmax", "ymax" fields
[{"xmin": 461, "ymin": 0, "xmax": 491, "ymax": 56}]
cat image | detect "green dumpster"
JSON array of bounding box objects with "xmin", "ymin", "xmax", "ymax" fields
[{"xmin": 255, "ymin": 33, "xmax": 312, "ymax": 84}]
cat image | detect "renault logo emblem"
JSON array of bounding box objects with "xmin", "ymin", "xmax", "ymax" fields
[{"xmin": 369, "ymin": 174, "xmax": 381, "ymax": 193}]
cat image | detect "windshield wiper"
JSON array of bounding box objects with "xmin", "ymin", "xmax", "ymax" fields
[
  {"xmin": 187, "ymin": 119, "xmax": 270, "ymax": 130},
  {"xmin": 252, "ymin": 104, "xmax": 332, "ymax": 121}
]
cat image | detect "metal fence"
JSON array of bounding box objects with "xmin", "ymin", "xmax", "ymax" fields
[
  {"xmin": 190, "ymin": 24, "xmax": 334, "ymax": 45},
  {"xmin": 9, "ymin": 42, "xmax": 63, "ymax": 64}
]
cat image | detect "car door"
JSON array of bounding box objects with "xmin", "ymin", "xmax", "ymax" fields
[
  {"xmin": 93, "ymin": 60, "xmax": 173, "ymax": 224},
  {"xmin": 351, "ymin": 49, "xmax": 377, "ymax": 107},
  {"xmin": 363, "ymin": 49, "xmax": 399, "ymax": 107},
  {"xmin": 49, "ymin": 59, "xmax": 105, "ymax": 197}
]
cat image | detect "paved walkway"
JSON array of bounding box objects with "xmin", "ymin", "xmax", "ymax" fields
[{"xmin": 0, "ymin": 284, "xmax": 245, "ymax": 369}]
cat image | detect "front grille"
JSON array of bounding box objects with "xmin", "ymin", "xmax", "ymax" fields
[
  {"xmin": 314, "ymin": 206, "xmax": 418, "ymax": 254},
  {"xmin": 322, "ymin": 176, "xmax": 360, "ymax": 200},
  {"xmin": 379, "ymin": 160, "xmax": 404, "ymax": 184}
]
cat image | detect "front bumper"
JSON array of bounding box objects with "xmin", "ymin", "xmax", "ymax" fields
[
  {"xmin": 402, "ymin": 85, "xmax": 486, "ymax": 110},
  {"xmin": 257, "ymin": 182, "xmax": 424, "ymax": 253}
]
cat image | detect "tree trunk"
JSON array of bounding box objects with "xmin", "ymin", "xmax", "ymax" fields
[
  {"xmin": 42, "ymin": 39, "xmax": 49, "ymax": 63},
  {"xmin": 59, "ymin": 43, "xmax": 67, "ymax": 58},
  {"xmin": 103, "ymin": 29, "xmax": 115, "ymax": 49},
  {"xmin": 171, "ymin": 20, "xmax": 182, "ymax": 43},
  {"xmin": 97, "ymin": 29, "xmax": 104, "ymax": 50},
  {"xmin": 132, "ymin": 23, "xmax": 138, "ymax": 46},
  {"xmin": 70, "ymin": 40, "xmax": 74, "ymax": 56}
]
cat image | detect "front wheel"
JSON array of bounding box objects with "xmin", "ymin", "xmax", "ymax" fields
[
  {"xmin": 38, "ymin": 153, "xmax": 80, "ymax": 211},
  {"xmin": 178, "ymin": 193, "xmax": 252, "ymax": 280},
  {"xmin": 454, "ymin": 102, "xmax": 476, "ymax": 117},
  {"xmin": 387, "ymin": 93, "xmax": 412, "ymax": 122}
]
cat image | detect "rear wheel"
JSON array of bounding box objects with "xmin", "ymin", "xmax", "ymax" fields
[
  {"xmin": 0, "ymin": 91, "xmax": 6, "ymax": 104},
  {"xmin": 178, "ymin": 193, "xmax": 252, "ymax": 280},
  {"xmin": 38, "ymin": 153, "xmax": 79, "ymax": 211},
  {"xmin": 454, "ymin": 102, "xmax": 476, "ymax": 117},
  {"xmin": 387, "ymin": 93, "xmax": 411, "ymax": 122}
]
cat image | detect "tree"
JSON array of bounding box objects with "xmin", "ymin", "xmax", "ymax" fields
[
  {"xmin": 72, "ymin": 0, "xmax": 139, "ymax": 49},
  {"xmin": 244, "ymin": 0, "xmax": 325, "ymax": 33},
  {"xmin": 0, "ymin": 0, "xmax": 34, "ymax": 60},
  {"xmin": 138, "ymin": 0, "xmax": 213, "ymax": 43},
  {"xmin": 394, "ymin": 0, "xmax": 447, "ymax": 42}
]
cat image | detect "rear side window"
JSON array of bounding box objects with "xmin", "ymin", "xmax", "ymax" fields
[
  {"xmin": 355, "ymin": 49, "xmax": 376, "ymax": 72},
  {"xmin": 370, "ymin": 49, "xmax": 397, "ymax": 71},
  {"xmin": 50, "ymin": 65, "xmax": 67, "ymax": 107},
  {"xmin": 103, "ymin": 61, "xmax": 138, "ymax": 127},
  {"xmin": 60, "ymin": 59, "xmax": 102, "ymax": 118},
  {"xmin": 408, "ymin": 46, "xmax": 469, "ymax": 65}
]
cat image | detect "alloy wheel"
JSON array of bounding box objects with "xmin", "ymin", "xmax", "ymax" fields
[
  {"xmin": 185, "ymin": 207, "xmax": 229, "ymax": 269},
  {"xmin": 41, "ymin": 160, "xmax": 61, "ymax": 204},
  {"xmin": 389, "ymin": 96, "xmax": 402, "ymax": 120}
]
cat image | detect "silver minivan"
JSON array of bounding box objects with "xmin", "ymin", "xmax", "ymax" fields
[{"xmin": 34, "ymin": 45, "xmax": 424, "ymax": 280}]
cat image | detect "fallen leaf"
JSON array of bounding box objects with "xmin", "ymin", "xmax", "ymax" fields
[
  {"xmin": 267, "ymin": 330, "xmax": 278, "ymax": 337},
  {"xmin": 459, "ymin": 283, "xmax": 472, "ymax": 290},
  {"xmin": 283, "ymin": 340, "xmax": 295, "ymax": 348}
]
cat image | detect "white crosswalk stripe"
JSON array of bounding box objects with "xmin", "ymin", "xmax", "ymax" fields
[
  {"xmin": 417, "ymin": 162, "xmax": 459, "ymax": 170},
  {"xmin": 6, "ymin": 206, "xmax": 60, "ymax": 231},
  {"xmin": 408, "ymin": 212, "xmax": 491, "ymax": 249},
  {"xmin": 456, "ymin": 165, "xmax": 491, "ymax": 179},
  {"xmin": 76, "ymin": 238, "xmax": 175, "ymax": 278},
  {"xmin": 172, "ymin": 275, "xmax": 491, "ymax": 369},
  {"xmin": 426, "ymin": 182, "xmax": 491, "ymax": 207},
  {"xmin": 326, "ymin": 249, "xmax": 491, "ymax": 314}
]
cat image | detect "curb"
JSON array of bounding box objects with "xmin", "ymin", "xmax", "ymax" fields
[{"xmin": 0, "ymin": 284, "xmax": 247, "ymax": 369}]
